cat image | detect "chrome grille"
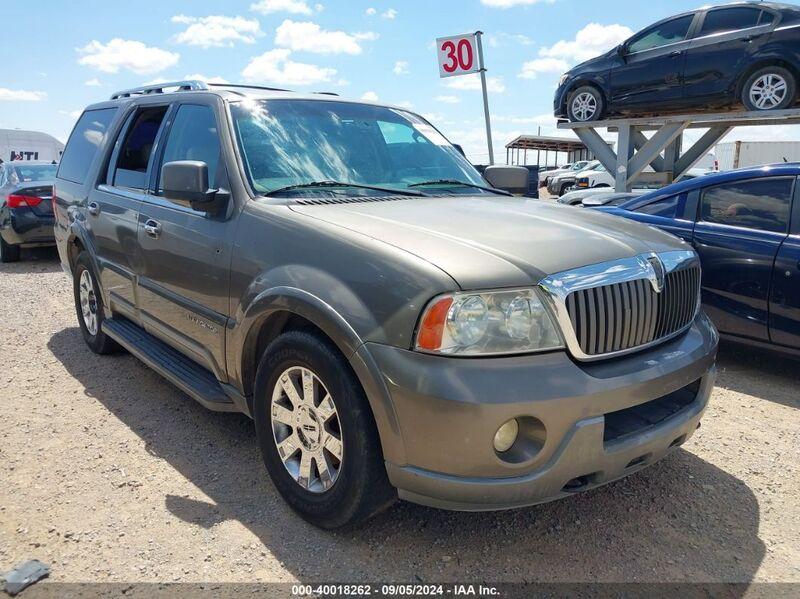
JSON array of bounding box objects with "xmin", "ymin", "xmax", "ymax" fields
[{"xmin": 564, "ymin": 265, "xmax": 701, "ymax": 356}]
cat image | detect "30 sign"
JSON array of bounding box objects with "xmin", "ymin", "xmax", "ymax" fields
[{"xmin": 436, "ymin": 33, "xmax": 481, "ymax": 78}]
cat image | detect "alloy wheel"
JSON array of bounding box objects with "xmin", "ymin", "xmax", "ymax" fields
[
  {"xmin": 572, "ymin": 92, "xmax": 598, "ymax": 121},
  {"xmin": 270, "ymin": 366, "xmax": 343, "ymax": 493},
  {"xmin": 749, "ymin": 73, "xmax": 788, "ymax": 110},
  {"xmin": 79, "ymin": 269, "xmax": 99, "ymax": 336}
]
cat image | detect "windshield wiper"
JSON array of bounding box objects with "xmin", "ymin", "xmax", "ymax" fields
[
  {"xmin": 263, "ymin": 180, "xmax": 426, "ymax": 197},
  {"xmin": 408, "ymin": 179, "xmax": 512, "ymax": 196}
]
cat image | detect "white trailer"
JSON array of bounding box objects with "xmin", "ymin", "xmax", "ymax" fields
[
  {"xmin": 715, "ymin": 141, "xmax": 800, "ymax": 171},
  {"xmin": 0, "ymin": 129, "xmax": 64, "ymax": 163}
]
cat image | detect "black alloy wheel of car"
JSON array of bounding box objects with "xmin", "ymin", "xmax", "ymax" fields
[
  {"xmin": 567, "ymin": 86, "xmax": 605, "ymax": 122},
  {"xmin": 0, "ymin": 237, "xmax": 21, "ymax": 263},
  {"xmin": 742, "ymin": 66, "xmax": 797, "ymax": 112},
  {"xmin": 253, "ymin": 330, "xmax": 396, "ymax": 529}
]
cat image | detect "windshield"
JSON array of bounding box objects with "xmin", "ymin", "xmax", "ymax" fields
[
  {"xmin": 231, "ymin": 99, "xmax": 486, "ymax": 195},
  {"xmin": 8, "ymin": 163, "xmax": 58, "ymax": 184}
]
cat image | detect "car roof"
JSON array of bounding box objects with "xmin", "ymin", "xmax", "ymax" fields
[{"xmin": 619, "ymin": 163, "xmax": 800, "ymax": 210}]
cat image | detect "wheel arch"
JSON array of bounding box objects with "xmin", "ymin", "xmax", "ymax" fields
[
  {"xmin": 236, "ymin": 287, "xmax": 407, "ymax": 465},
  {"xmin": 563, "ymin": 79, "xmax": 608, "ymax": 114},
  {"xmin": 736, "ymin": 59, "xmax": 800, "ymax": 98}
]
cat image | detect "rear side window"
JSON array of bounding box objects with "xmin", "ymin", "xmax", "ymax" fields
[
  {"xmin": 57, "ymin": 108, "xmax": 117, "ymax": 184},
  {"xmin": 699, "ymin": 7, "xmax": 762, "ymax": 36},
  {"xmin": 111, "ymin": 106, "xmax": 168, "ymax": 190},
  {"xmin": 157, "ymin": 104, "xmax": 221, "ymax": 193},
  {"xmin": 634, "ymin": 193, "xmax": 686, "ymax": 218},
  {"xmin": 628, "ymin": 15, "xmax": 694, "ymax": 53},
  {"xmin": 700, "ymin": 177, "xmax": 793, "ymax": 233}
]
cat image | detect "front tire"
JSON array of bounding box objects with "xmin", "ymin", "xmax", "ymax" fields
[
  {"xmin": 73, "ymin": 252, "xmax": 120, "ymax": 354},
  {"xmin": 567, "ymin": 86, "xmax": 604, "ymax": 122},
  {"xmin": 253, "ymin": 330, "xmax": 395, "ymax": 529},
  {"xmin": 742, "ymin": 66, "xmax": 796, "ymax": 112},
  {"xmin": 0, "ymin": 236, "xmax": 21, "ymax": 263}
]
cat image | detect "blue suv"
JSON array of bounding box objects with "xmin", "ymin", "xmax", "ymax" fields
[{"xmin": 596, "ymin": 164, "xmax": 800, "ymax": 355}]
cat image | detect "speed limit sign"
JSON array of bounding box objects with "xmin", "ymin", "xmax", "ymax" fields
[{"xmin": 436, "ymin": 33, "xmax": 481, "ymax": 78}]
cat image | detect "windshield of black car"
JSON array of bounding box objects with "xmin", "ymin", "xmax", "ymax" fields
[
  {"xmin": 8, "ymin": 164, "xmax": 57, "ymax": 183},
  {"xmin": 230, "ymin": 99, "xmax": 487, "ymax": 196}
]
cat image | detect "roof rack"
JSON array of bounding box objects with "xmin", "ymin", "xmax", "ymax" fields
[
  {"xmin": 206, "ymin": 82, "xmax": 293, "ymax": 93},
  {"xmin": 110, "ymin": 80, "xmax": 208, "ymax": 100},
  {"xmin": 109, "ymin": 80, "xmax": 341, "ymax": 101},
  {"xmin": 206, "ymin": 83, "xmax": 338, "ymax": 96}
]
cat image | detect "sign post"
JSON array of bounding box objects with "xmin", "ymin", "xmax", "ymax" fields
[{"xmin": 436, "ymin": 31, "xmax": 495, "ymax": 164}]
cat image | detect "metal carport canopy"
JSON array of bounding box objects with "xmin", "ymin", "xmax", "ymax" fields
[{"xmin": 505, "ymin": 135, "xmax": 589, "ymax": 166}]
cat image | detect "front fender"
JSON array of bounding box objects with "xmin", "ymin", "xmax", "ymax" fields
[{"xmin": 229, "ymin": 283, "xmax": 407, "ymax": 465}]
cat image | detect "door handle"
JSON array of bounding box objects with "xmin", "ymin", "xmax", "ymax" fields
[
  {"xmin": 144, "ymin": 219, "xmax": 162, "ymax": 238},
  {"xmin": 87, "ymin": 201, "xmax": 100, "ymax": 216},
  {"xmin": 669, "ymin": 50, "xmax": 684, "ymax": 57}
]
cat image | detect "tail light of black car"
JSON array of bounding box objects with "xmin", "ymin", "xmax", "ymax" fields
[{"xmin": 7, "ymin": 193, "xmax": 44, "ymax": 208}]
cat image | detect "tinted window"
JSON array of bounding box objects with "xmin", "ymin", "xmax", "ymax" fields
[
  {"xmin": 112, "ymin": 106, "xmax": 168, "ymax": 190},
  {"xmin": 700, "ymin": 7, "xmax": 761, "ymax": 36},
  {"xmin": 628, "ymin": 15, "xmax": 694, "ymax": 53},
  {"xmin": 634, "ymin": 194, "xmax": 684, "ymax": 218},
  {"xmin": 57, "ymin": 108, "xmax": 117, "ymax": 184},
  {"xmin": 157, "ymin": 104, "xmax": 221, "ymax": 193},
  {"xmin": 700, "ymin": 178, "xmax": 793, "ymax": 233}
]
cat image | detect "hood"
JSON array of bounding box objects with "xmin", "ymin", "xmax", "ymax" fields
[
  {"xmin": 568, "ymin": 47, "xmax": 617, "ymax": 76},
  {"xmin": 289, "ymin": 196, "xmax": 689, "ymax": 290}
]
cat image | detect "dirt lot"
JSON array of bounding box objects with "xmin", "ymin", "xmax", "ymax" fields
[{"xmin": 1, "ymin": 248, "xmax": 799, "ymax": 585}]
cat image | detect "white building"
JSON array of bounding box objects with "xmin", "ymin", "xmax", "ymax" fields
[{"xmin": 0, "ymin": 129, "xmax": 64, "ymax": 163}]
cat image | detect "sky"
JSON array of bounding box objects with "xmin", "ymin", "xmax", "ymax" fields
[{"xmin": 4, "ymin": 0, "xmax": 800, "ymax": 164}]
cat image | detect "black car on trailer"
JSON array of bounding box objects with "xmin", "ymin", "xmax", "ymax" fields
[{"xmin": 556, "ymin": 2, "xmax": 800, "ymax": 122}]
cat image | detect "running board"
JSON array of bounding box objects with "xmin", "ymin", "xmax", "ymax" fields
[{"xmin": 102, "ymin": 317, "xmax": 238, "ymax": 412}]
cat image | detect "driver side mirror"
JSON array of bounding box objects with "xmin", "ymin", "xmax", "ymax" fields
[
  {"xmin": 162, "ymin": 160, "xmax": 227, "ymax": 214},
  {"xmin": 483, "ymin": 165, "xmax": 530, "ymax": 196},
  {"xmin": 617, "ymin": 43, "xmax": 628, "ymax": 61}
]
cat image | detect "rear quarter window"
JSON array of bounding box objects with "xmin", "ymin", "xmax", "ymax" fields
[{"xmin": 57, "ymin": 108, "xmax": 117, "ymax": 184}]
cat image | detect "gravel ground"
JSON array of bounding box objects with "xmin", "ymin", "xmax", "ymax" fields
[{"xmin": 1, "ymin": 248, "xmax": 799, "ymax": 585}]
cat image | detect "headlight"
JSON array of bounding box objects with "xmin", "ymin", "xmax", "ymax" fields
[
  {"xmin": 559, "ymin": 73, "xmax": 570, "ymax": 86},
  {"xmin": 415, "ymin": 288, "xmax": 563, "ymax": 356}
]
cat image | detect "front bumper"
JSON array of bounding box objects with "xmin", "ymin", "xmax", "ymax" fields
[{"xmin": 366, "ymin": 312, "xmax": 718, "ymax": 511}]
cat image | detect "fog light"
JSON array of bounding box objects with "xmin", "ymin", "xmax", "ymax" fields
[{"xmin": 493, "ymin": 419, "xmax": 519, "ymax": 453}]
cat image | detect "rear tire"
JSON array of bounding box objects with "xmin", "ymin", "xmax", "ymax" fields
[
  {"xmin": 742, "ymin": 66, "xmax": 796, "ymax": 111},
  {"xmin": 253, "ymin": 330, "xmax": 396, "ymax": 529},
  {"xmin": 0, "ymin": 236, "xmax": 21, "ymax": 263},
  {"xmin": 567, "ymin": 86, "xmax": 604, "ymax": 122},
  {"xmin": 73, "ymin": 252, "xmax": 121, "ymax": 354}
]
